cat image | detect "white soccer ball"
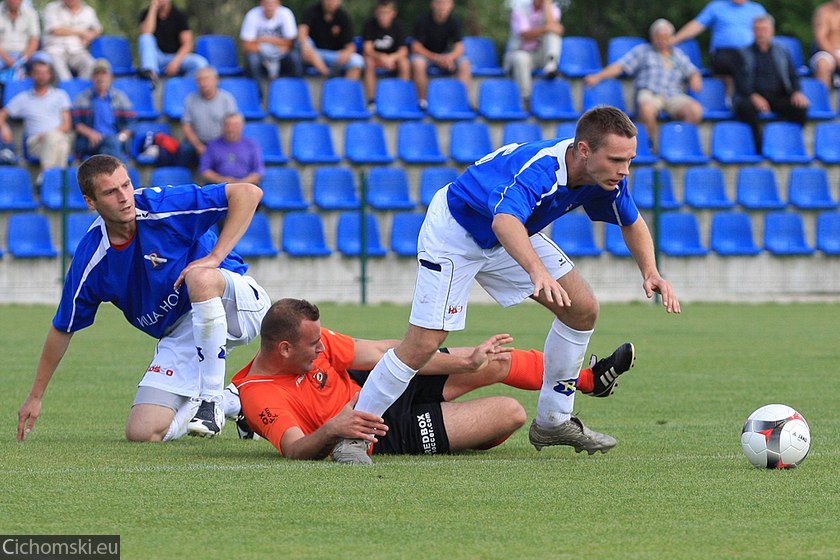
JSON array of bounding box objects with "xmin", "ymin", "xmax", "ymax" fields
[{"xmin": 741, "ymin": 404, "xmax": 811, "ymax": 469}]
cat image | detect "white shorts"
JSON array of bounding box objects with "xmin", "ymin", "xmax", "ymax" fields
[
  {"xmin": 409, "ymin": 187, "xmax": 575, "ymax": 332},
  {"xmin": 135, "ymin": 269, "xmax": 270, "ymax": 400}
]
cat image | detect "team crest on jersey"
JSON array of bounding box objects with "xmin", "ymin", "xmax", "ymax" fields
[
  {"xmin": 553, "ymin": 379, "xmax": 577, "ymax": 396},
  {"xmin": 313, "ymin": 369, "xmax": 328, "ymax": 390},
  {"xmin": 144, "ymin": 252, "xmax": 168, "ymax": 268}
]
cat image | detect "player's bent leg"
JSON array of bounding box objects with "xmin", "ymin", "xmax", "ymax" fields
[
  {"xmin": 441, "ymin": 397, "xmax": 526, "ymax": 452},
  {"xmin": 587, "ymin": 342, "xmax": 636, "ymax": 398},
  {"xmin": 125, "ymin": 404, "xmax": 175, "ymax": 442},
  {"xmin": 532, "ymin": 268, "xmax": 599, "ymax": 330}
]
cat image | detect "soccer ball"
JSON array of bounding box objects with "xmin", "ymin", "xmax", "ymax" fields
[{"xmin": 741, "ymin": 404, "xmax": 811, "ymax": 469}]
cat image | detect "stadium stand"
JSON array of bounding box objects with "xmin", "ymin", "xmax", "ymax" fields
[
  {"xmin": 764, "ymin": 211, "xmax": 814, "ymax": 255},
  {"xmin": 243, "ymin": 121, "xmax": 288, "ymax": 164},
  {"xmin": 390, "ymin": 212, "xmax": 425, "ymax": 257},
  {"xmin": 260, "ymin": 167, "xmax": 308, "ymax": 211},
  {"xmin": 58, "ymin": 78, "xmax": 91, "ymax": 104},
  {"xmin": 711, "ymin": 121, "xmax": 763, "ymax": 164},
  {"xmin": 113, "ymin": 77, "xmax": 159, "ymax": 120},
  {"xmin": 683, "ymin": 166, "xmax": 734, "ymax": 209},
  {"xmin": 558, "ymin": 36, "xmax": 601, "ymax": 77},
  {"xmin": 375, "ymin": 78, "xmax": 424, "ymax": 120},
  {"xmin": 814, "ymin": 122, "xmax": 840, "ymax": 163},
  {"xmin": 321, "ymin": 78, "xmax": 371, "ymax": 120},
  {"xmin": 40, "ymin": 168, "xmax": 87, "ymax": 210},
  {"xmin": 312, "ymin": 166, "xmax": 359, "ymax": 210},
  {"xmin": 658, "ymin": 212, "xmax": 708, "ymax": 257},
  {"xmin": 710, "ymin": 211, "xmax": 762, "ymax": 256},
  {"xmin": 690, "ymin": 77, "xmax": 734, "ymax": 120},
  {"xmin": 65, "ymin": 212, "xmax": 98, "ymax": 256},
  {"xmin": 462, "ymin": 36, "xmax": 505, "ymax": 77},
  {"xmin": 659, "ymin": 122, "xmax": 710, "ymax": 165},
  {"xmin": 281, "ymin": 212, "xmax": 332, "ymax": 257},
  {"xmin": 774, "ymin": 35, "xmax": 808, "ymax": 76},
  {"xmin": 427, "ymin": 78, "xmax": 476, "ymax": 120},
  {"xmin": 397, "ymin": 121, "xmax": 447, "ymax": 164},
  {"xmin": 195, "ymin": 35, "xmax": 244, "ymax": 76},
  {"xmin": 582, "ymin": 78, "xmax": 627, "ymax": 113},
  {"xmin": 606, "ymin": 36, "xmax": 645, "ymax": 65},
  {"xmin": 335, "ymin": 212, "xmax": 387, "ymax": 257},
  {"xmin": 787, "ymin": 166, "xmax": 837, "ymax": 210},
  {"xmin": 219, "ymin": 77, "xmax": 266, "ymax": 120},
  {"xmin": 161, "ymin": 77, "xmax": 195, "ymax": 120},
  {"xmin": 234, "ymin": 211, "xmax": 278, "ymax": 257},
  {"xmin": 365, "ymin": 166, "xmax": 416, "ymax": 210},
  {"xmin": 450, "ymin": 121, "xmax": 492, "ymax": 164},
  {"xmin": 267, "ymin": 78, "xmax": 318, "ymax": 120},
  {"xmin": 799, "ymin": 78, "xmax": 835, "ymax": 120},
  {"xmin": 674, "ymin": 39, "xmax": 707, "ymax": 75},
  {"xmin": 89, "ymin": 35, "xmax": 136, "ymax": 76},
  {"xmin": 419, "ymin": 166, "xmax": 458, "ymax": 206},
  {"xmin": 7, "ymin": 213, "xmax": 58, "ymax": 258},
  {"xmin": 502, "ymin": 121, "xmax": 542, "ymax": 145},
  {"xmin": 291, "ymin": 122, "xmax": 341, "ymax": 164},
  {"xmin": 633, "ymin": 123, "xmax": 658, "ymax": 165},
  {"xmin": 761, "ymin": 122, "xmax": 812, "ymax": 164},
  {"xmin": 604, "ymin": 223, "xmax": 632, "ymax": 257},
  {"xmin": 149, "ymin": 166, "xmax": 193, "ymax": 187},
  {"xmin": 736, "ymin": 167, "xmax": 786, "ymax": 210},
  {"xmin": 529, "ymin": 78, "xmax": 579, "ymax": 120},
  {"xmin": 550, "ymin": 212, "xmax": 602, "ymax": 257},
  {"xmin": 344, "ymin": 121, "xmax": 393, "ymax": 164},
  {"xmin": 630, "ymin": 167, "xmax": 680, "ymax": 210},
  {"xmin": 477, "ymin": 78, "xmax": 529, "ymax": 120},
  {"xmin": 129, "ymin": 121, "xmax": 173, "ymax": 164},
  {"xmin": 0, "ymin": 167, "xmax": 37, "ymax": 211},
  {"xmin": 816, "ymin": 212, "xmax": 840, "ymax": 255}
]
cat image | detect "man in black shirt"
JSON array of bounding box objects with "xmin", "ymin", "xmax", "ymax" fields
[
  {"xmin": 138, "ymin": 0, "xmax": 208, "ymax": 82},
  {"xmin": 733, "ymin": 14, "xmax": 809, "ymax": 146},
  {"xmin": 298, "ymin": 0, "xmax": 363, "ymax": 79},
  {"xmin": 411, "ymin": 0, "xmax": 472, "ymax": 109},
  {"xmin": 362, "ymin": 0, "xmax": 409, "ymax": 105}
]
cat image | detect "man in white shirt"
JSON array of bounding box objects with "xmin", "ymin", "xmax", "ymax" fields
[
  {"xmin": 240, "ymin": 0, "xmax": 302, "ymax": 79},
  {"xmin": 41, "ymin": 0, "xmax": 102, "ymax": 81},
  {"xmin": 0, "ymin": 0, "xmax": 40, "ymax": 78}
]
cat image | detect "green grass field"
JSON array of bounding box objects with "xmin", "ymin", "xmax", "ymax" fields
[{"xmin": 2, "ymin": 302, "xmax": 839, "ymax": 559}]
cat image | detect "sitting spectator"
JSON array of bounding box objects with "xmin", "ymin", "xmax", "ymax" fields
[
  {"xmin": 672, "ymin": 0, "xmax": 766, "ymax": 81},
  {"xmin": 199, "ymin": 112, "xmax": 264, "ymax": 185},
  {"xmin": 411, "ymin": 0, "xmax": 471, "ymax": 109},
  {"xmin": 138, "ymin": 0, "xmax": 208, "ymax": 83},
  {"xmin": 179, "ymin": 66, "xmax": 238, "ymax": 167},
  {"xmin": 72, "ymin": 59, "xmax": 135, "ymax": 162},
  {"xmin": 0, "ymin": 0, "xmax": 40, "ymax": 81},
  {"xmin": 361, "ymin": 0, "xmax": 409, "ymax": 107},
  {"xmin": 504, "ymin": 0, "xmax": 563, "ymax": 104},
  {"xmin": 584, "ymin": 18, "xmax": 703, "ymax": 151},
  {"xmin": 811, "ymin": 0, "xmax": 840, "ymax": 89},
  {"xmin": 240, "ymin": 0, "xmax": 301, "ymax": 80},
  {"xmin": 41, "ymin": 0, "xmax": 101, "ymax": 81},
  {"xmin": 298, "ymin": 0, "xmax": 363, "ymax": 79},
  {"xmin": 0, "ymin": 55, "xmax": 72, "ymax": 173},
  {"xmin": 733, "ymin": 13, "xmax": 809, "ymax": 146}
]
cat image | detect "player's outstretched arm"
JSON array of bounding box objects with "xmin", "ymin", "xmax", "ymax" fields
[
  {"xmin": 419, "ymin": 333, "xmax": 514, "ymax": 376},
  {"xmin": 17, "ymin": 327, "xmax": 74, "ymax": 442},
  {"xmin": 621, "ymin": 217, "xmax": 681, "ymax": 314}
]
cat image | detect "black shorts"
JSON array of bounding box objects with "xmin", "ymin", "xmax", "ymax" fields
[
  {"xmin": 710, "ymin": 48, "xmax": 742, "ymax": 76},
  {"xmin": 348, "ymin": 368, "xmax": 451, "ymax": 455}
]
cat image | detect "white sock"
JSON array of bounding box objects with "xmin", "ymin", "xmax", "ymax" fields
[
  {"xmin": 536, "ymin": 318, "xmax": 593, "ymax": 428},
  {"xmin": 223, "ymin": 383, "xmax": 241, "ymax": 418},
  {"xmin": 163, "ymin": 398, "xmax": 201, "ymax": 441},
  {"xmin": 355, "ymin": 349, "xmax": 417, "ymax": 417},
  {"xmin": 191, "ymin": 298, "xmax": 227, "ymax": 404}
]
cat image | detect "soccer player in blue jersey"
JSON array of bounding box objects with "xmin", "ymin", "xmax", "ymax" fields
[
  {"xmin": 332, "ymin": 106, "xmax": 681, "ymax": 464},
  {"xmin": 16, "ymin": 154, "xmax": 271, "ymax": 443}
]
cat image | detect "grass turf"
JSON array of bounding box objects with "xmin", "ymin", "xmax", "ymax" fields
[{"xmin": 2, "ymin": 302, "xmax": 839, "ymax": 559}]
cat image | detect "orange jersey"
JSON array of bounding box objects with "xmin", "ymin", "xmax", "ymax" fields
[{"xmin": 231, "ymin": 328, "xmax": 362, "ymax": 455}]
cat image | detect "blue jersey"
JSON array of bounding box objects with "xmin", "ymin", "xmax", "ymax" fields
[
  {"xmin": 446, "ymin": 139, "xmax": 640, "ymax": 249},
  {"xmin": 53, "ymin": 182, "xmax": 248, "ymax": 339}
]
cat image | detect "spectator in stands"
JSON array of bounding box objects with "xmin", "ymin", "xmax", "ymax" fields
[
  {"xmin": 503, "ymin": 0, "xmax": 563, "ymax": 105},
  {"xmin": 411, "ymin": 0, "xmax": 471, "ymax": 109},
  {"xmin": 298, "ymin": 0, "xmax": 363, "ymax": 79},
  {"xmin": 240, "ymin": 0, "xmax": 302, "ymax": 80},
  {"xmin": 361, "ymin": 0, "xmax": 409, "ymax": 107},
  {"xmin": 179, "ymin": 66, "xmax": 238, "ymax": 167},
  {"xmin": 733, "ymin": 13, "xmax": 808, "ymax": 147},
  {"xmin": 810, "ymin": 0, "xmax": 840, "ymax": 89},
  {"xmin": 0, "ymin": 0, "xmax": 40, "ymax": 81},
  {"xmin": 199, "ymin": 112, "xmax": 264, "ymax": 186},
  {"xmin": 41, "ymin": 0, "xmax": 102, "ymax": 81},
  {"xmin": 72, "ymin": 59, "xmax": 136, "ymax": 162},
  {"xmin": 0, "ymin": 55, "xmax": 72, "ymax": 173},
  {"xmin": 584, "ymin": 19, "xmax": 703, "ymax": 151},
  {"xmin": 671, "ymin": 0, "xmax": 766, "ymax": 80},
  {"xmin": 138, "ymin": 0, "xmax": 208, "ymax": 84}
]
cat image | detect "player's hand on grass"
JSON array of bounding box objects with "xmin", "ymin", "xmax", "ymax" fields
[
  {"xmin": 644, "ymin": 274, "xmax": 681, "ymax": 314},
  {"xmin": 17, "ymin": 396, "xmax": 42, "ymax": 442},
  {"xmin": 467, "ymin": 334, "xmax": 514, "ymax": 371},
  {"xmin": 328, "ymin": 394, "xmax": 389, "ymax": 443}
]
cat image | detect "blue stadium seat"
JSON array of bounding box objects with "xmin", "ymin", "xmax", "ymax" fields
[
  {"xmin": 658, "ymin": 212, "xmax": 708, "ymax": 256},
  {"xmin": 89, "ymin": 35, "xmax": 135, "ymax": 75},
  {"xmin": 606, "ymin": 36, "xmax": 645, "ymax": 65},
  {"xmin": 427, "ymin": 78, "xmax": 476, "ymax": 120},
  {"xmin": 764, "ymin": 211, "xmax": 814, "ymax": 255},
  {"xmin": 321, "ymin": 78, "xmax": 371, "ymax": 120},
  {"xmin": 463, "ymin": 36, "xmax": 504, "ymax": 77},
  {"xmin": 375, "ymin": 78, "xmax": 424, "ymax": 120},
  {"xmin": 243, "ymin": 121, "xmax": 287, "ymax": 164},
  {"xmin": 550, "ymin": 213, "xmax": 601, "ymax": 257},
  {"xmin": 633, "ymin": 123, "xmax": 658, "ymax": 165},
  {"xmin": 233, "ymin": 211, "xmax": 278, "ymax": 257},
  {"xmin": 736, "ymin": 167, "xmax": 785, "ymax": 210},
  {"xmin": 195, "ymin": 35, "xmax": 244, "ymax": 76},
  {"xmin": 126, "ymin": 166, "xmax": 142, "ymax": 188},
  {"xmin": 113, "ymin": 77, "xmax": 159, "ymax": 120},
  {"xmin": 774, "ymin": 35, "xmax": 809, "ymax": 76},
  {"xmin": 260, "ymin": 167, "xmax": 308, "ymax": 211},
  {"xmin": 281, "ymin": 212, "xmax": 331, "ymax": 257},
  {"xmin": 59, "ymin": 78, "xmax": 91, "ymax": 104},
  {"xmin": 0, "ymin": 167, "xmax": 38, "ymax": 211},
  {"xmin": 220, "ymin": 77, "xmax": 266, "ymax": 120},
  {"xmin": 3, "ymin": 78, "xmax": 31, "ymax": 106},
  {"xmin": 559, "ymin": 36, "xmax": 602, "ymax": 77},
  {"xmin": 787, "ymin": 166, "xmax": 837, "ymax": 209},
  {"xmin": 390, "ymin": 212, "xmax": 425, "ymax": 257},
  {"xmin": 150, "ymin": 166, "xmax": 193, "ymax": 187},
  {"xmin": 291, "ymin": 122, "xmax": 341, "ymax": 164},
  {"xmin": 711, "ymin": 121, "xmax": 762, "ymax": 164},
  {"xmin": 344, "ymin": 122, "xmax": 393, "ymax": 164},
  {"xmin": 162, "ymin": 77, "xmax": 196, "ymax": 120},
  {"xmin": 675, "ymin": 39, "xmax": 708, "ymax": 75},
  {"xmin": 761, "ymin": 122, "xmax": 812, "ymax": 164},
  {"xmin": 799, "ymin": 78, "xmax": 835, "ymax": 120},
  {"xmin": 814, "ymin": 122, "xmax": 840, "ymax": 164},
  {"xmin": 40, "ymin": 168, "xmax": 87, "ymax": 210},
  {"xmin": 529, "ymin": 78, "xmax": 579, "ymax": 120},
  {"xmin": 816, "ymin": 212, "xmax": 840, "ymax": 255},
  {"xmin": 630, "ymin": 167, "xmax": 680, "ymax": 210},
  {"xmin": 313, "ymin": 166, "xmax": 359, "ymax": 210},
  {"xmin": 690, "ymin": 77, "xmax": 734, "ymax": 120},
  {"xmin": 65, "ymin": 212, "xmax": 98, "ymax": 256},
  {"xmin": 267, "ymin": 78, "xmax": 318, "ymax": 120},
  {"xmin": 450, "ymin": 121, "xmax": 492, "ymax": 164},
  {"xmin": 7, "ymin": 213, "xmax": 57, "ymax": 258},
  {"xmin": 477, "ymin": 78, "xmax": 528, "ymax": 120},
  {"xmin": 502, "ymin": 121, "xmax": 542, "ymax": 145},
  {"xmin": 710, "ymin": 211, "xmax": 762, "ymax": 256},
  {"xmin": 336, "ymin": 212, "xmax": 387, "ymax": 257},
  {"xmin": 659, "ymin": 122, "xmax": 709, "ymax": 165},
  {"xmin": 419, "ymin": 166, "xmax": 458, "ymax": 206},
  {"xmin": 555, "ymin": 121, "xmax": 576, "ymax": 140},
  {"xmin": 604, "ymin": 223, "xmax": 631, "ymax": 257},
  {"xmin": 365, "ymin": 167, "xmax": 415, "ymax": 210},
  {"xmin": 683, "ymin": 166, "xmax": 734, "ymax": 209},
  {"xmin": 397, "ymin": 122, "xmax": 446, "ymax": 164},
  {"xmin": 129, "ymin": 121, "xmax": 173, "ymax": 164},
  {"xmin": 582, "ymin": 78, "xmax": 627, "ymax": 113}
]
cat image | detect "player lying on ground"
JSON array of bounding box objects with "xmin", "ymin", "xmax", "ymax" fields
[{"xmin": 230, "ymin": 298, "xmax": 635, "ymax": 460}]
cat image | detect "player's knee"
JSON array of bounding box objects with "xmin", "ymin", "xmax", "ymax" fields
[
  {"xmin": 184, "ymin": 267, "xmax": 224, "ymax": 300},
  {"xmin": 125, "ymin": 423, "xmax": 165, "ymax": 442},
  {"xmin": 502, "ymin": 399, "xmax": 527, "ymax": 430}
]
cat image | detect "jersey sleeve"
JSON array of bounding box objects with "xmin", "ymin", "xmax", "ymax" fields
[
  {"xmin": 135, "ymin": 182, "xmax": 229, "ymax": 243},
  {"xmin": 52, "ymin": 253, "xmax": 103, "ymax": 333},
  {"xmin": 489, "ymin": 156, "xmax": 559, "ymax": 223},
  {"xmin": 582, "ymin": 180, "xmax": 640, "ymax": 226},
  {"xmin": 239, "ymin": 383, "xmax": 303, "ymax": 456}
]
